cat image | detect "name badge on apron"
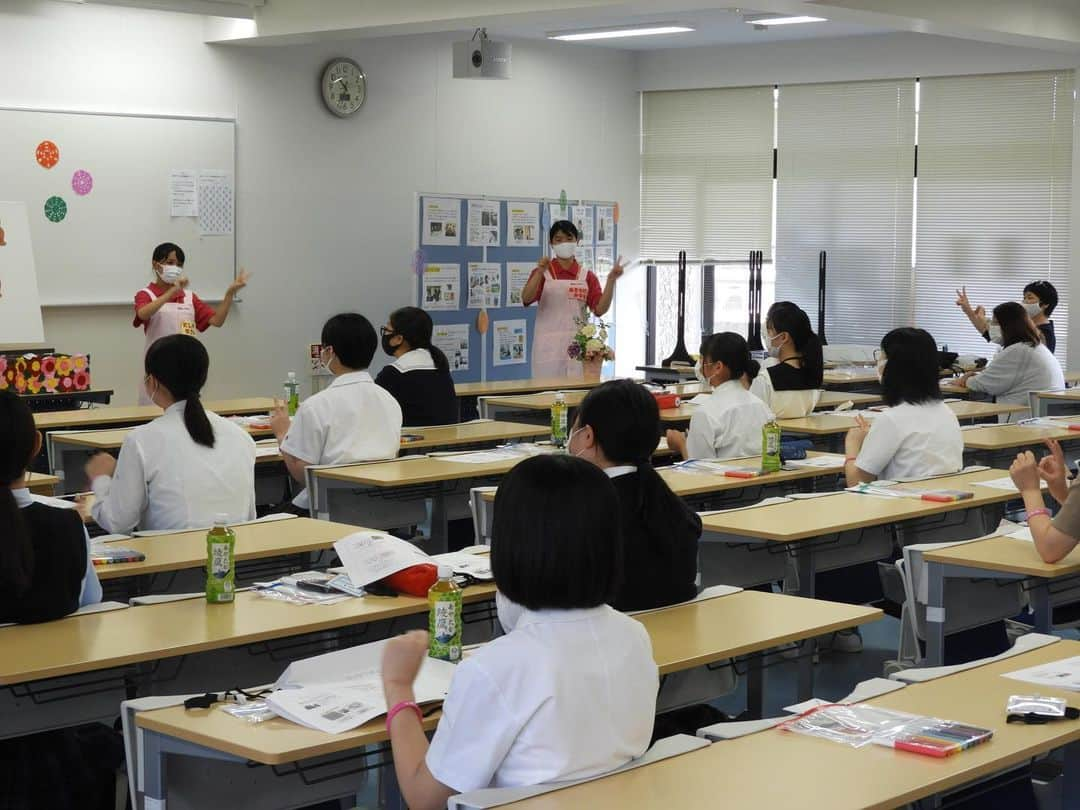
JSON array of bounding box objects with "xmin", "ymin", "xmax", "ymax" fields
[
  {"xmin": 180, "ymin": 320, "xmax": 197, "ymax": 336},
  {"xmin": 567, "ymin": 281, "xmax": 588, "ymax": 303}
]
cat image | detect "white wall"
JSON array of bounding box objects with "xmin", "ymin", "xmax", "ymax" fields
[{"xmin": 0, "ymin": 1, "xmax": 641, "ymax": 403}]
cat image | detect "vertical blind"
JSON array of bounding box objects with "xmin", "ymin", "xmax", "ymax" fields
[
  {"xmin": 914, "ymin": 71, "xmax": 1073, "ymax": 361},
  {"xmin": 775, "ymin": 79, "xmax": 916, "ymax": 345},
  {"xmin": 640, "ymin": 87, "xmax": 775, "ymax": 262}
]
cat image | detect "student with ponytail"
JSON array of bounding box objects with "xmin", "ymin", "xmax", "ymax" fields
[
  {"xmin": 569, "ymin": 380, "xmax": 701, "ymax": 611},
  {"xmin": 0, "ymin": 390, "xmax": 100, "ymax": 623},
  {"xmin": 666, "ymin": 333, "xmax": 773, "ymax": 461},
  {"xmin": 375, "ymin": 306, "xmax": 458, "ymax": 426},
  {"xmin": 750, "ymin": 301, "xmax": 824, "ymax": 418},
  {"xmin": 86, "ymin": 334, "xmax": 256, "ymax": 534}
]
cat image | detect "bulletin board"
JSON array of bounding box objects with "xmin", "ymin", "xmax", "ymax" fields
[
  {"xmin": 415, "ymin": 193, "xmax": 618, "ymax": 383},
  {"xmin": 0, "ymin": 107, "xmax": 236, "ymax": 306}
]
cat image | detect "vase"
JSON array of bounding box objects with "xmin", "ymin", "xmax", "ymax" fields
[{"xmin": 583, "ymin": 356, "xmax": 603, "ymax": 380}]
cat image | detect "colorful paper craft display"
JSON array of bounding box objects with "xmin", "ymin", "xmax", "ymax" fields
[
  {"xmin": 71, "ymin": 169, "xmax": 93, "ymax": 196},
  {"xmin": 36, "ymin": 140, "xmax": 59, "ymax": 169},
  {"xmin": 0, "ymin": 353, "xmax": 91, "ymax": 395}
]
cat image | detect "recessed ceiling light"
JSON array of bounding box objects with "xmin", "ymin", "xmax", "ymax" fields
[
  {"xmin": 745, "ymin": 15, "xmax": 827, "ymax": 26},
  {"xmin": 548, "ymin": 23, "xmax": 694, "ymax": 42}
]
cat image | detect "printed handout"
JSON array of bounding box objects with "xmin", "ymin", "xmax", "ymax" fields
[
  {"xmin": 493, "ymin": 318, "xmax": 528, "ymax": 366},
  {"xmin": 467, "ymin": 199, "xmax": 501, "ymax": 247},
  {"xmin": 468, "ymin": 262, "xmax": 502, "ymax": 308},
  {"xmin": 433, "ymin": 323, "xmax": 469, "ymax": 371},
  {"xmin": 422, "ymin": 264, "xmax": 459, "ymax": 310},
  {"xmin": 507, "ymin": 201, "xmax": 540, "ymax": 247},
  {"xmin": 422, "ymin": 197, "xmax": 461, "ymax": 246},
  {"xmin": 506, "ymin": 262, "xmax": 534, "ymax": 306}
]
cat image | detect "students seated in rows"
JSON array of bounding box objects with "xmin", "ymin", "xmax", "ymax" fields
[
  {"xmin": 272, "ymin": 313, "xmax": 402, "ymax": 512},
  {"xmin": 750, "ymin": 301, "xmax": 824, "ymax": 418},
  {"xmin": 956, "ymin": 280, "xmax": 1059, "ymax": 353},
  {"xmin": 381, "ymin": 455, "xmax": 658, "ymax": 809},
  {"xmin": 957, "ymin": 302, "xmax": 1064, "ymax": 420},
  {"xmin": 1011, "ymin": 439, "xmax": 1080, "ymax": 563},
  {"xmin": 667, "ymin": 332, "xmax": 773, "ymax": 461},
  {"xmin": 844, "ymin": 328, "xmax": 963, "ymax": 486},
  {"xmin": 87, "ymin": 335, "xmax": 256, "ymax": 533},
  {"xmin": 0, "ymin": 391, "xmax": 101, "ymax": 623},
  {"xmin": 374, "ymin": 306, "xmax": 458, "ymax": 426},
  {"xmin": 569, "ymin": 380, "xmax": 701, "ymax": 611}
]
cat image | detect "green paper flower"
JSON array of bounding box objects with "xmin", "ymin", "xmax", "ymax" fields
[{"xmin": 44, "ymin": 196, "xmax": 67, "ymax": 223}]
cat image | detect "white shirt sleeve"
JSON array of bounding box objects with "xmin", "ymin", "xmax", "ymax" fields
[
  {"xmin": 425, "ymin": 658, "xmax": 522, "ymax": 793},
  {"xmin": 854, "ymin": 412, "xmax": 902, "ymax": 477},
  {"xmin": 685, "ymin": 411, "xmax": 717, "ymax": 459},
  {"xmin": 79, "ymin": 525, "xmax": 102, "ymax": 607},
  {"xmin": 966, "ymin": 345, "xmax": 1020, "ymax": 396},
  {"xmin": 280, "ymin": 402, "xmax": 324, "ymax": 465},
  {"xmin": 90, "ymin": 434, "xmax": 149, "ymax": 534},
  {"xmin": 749, "ymin": 371, "xmax": 772, "ymax": 408}
]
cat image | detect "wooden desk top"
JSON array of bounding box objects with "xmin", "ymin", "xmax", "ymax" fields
[
  {"xmin": 778, "ymin": 401, "xmax": 1026, "ymax": 437},
  {"xmin": 959, "ymin": 418, "xmax": 1080, "ymax": 451},
  {"xmin": 314, "ymin": 454, "xmax": 532, "ymax": 488},
  {"xmin": 135, "ymin": 591, "xmax": 881, "ymax": 764},
  {"xmin": 505, "ymin": 640, "xmax": 1080, "ymax": 810},
  {"xmin": 485, "ymin": 389, "xmax": 880, "ymax": 416},
  {"xmin": 93, "ymin": 518, "xmax": 358, "ymax": 581},
  {"xmin": 1034, "ymin": 388, "xmax": 1080, "ymax": 403},
  {"xmin": 700, "ymin": 468, "xmax": 1014, "ymax": 542},
  {"xmin": 924, "ymin": 534, "xmax": 1080, "ymax": 580},
  {"xmin": 455, "ymin": 377, "xmax": 610, "ymax": 398},
  {"xmin": 0, "ymin": 581, "xmax": 498, "ymax": 686},
  {"xmin": 26, "ymin": 472, "xmax": 60, "ymax": 496},
  {"xmin": 33, "ymin": 398, "xmax": 277, "ymax": 430},
  {"xmin": 822, "ymin": 368, "xmax": 879, "ymax": 386}
]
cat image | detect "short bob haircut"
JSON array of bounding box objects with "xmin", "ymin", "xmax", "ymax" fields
[
  {"xmin": 492, "ymin": 454, "xmax": 621, "ymax": 610},
  {"xmin": 574, "ymin": 379, "xmax": 659, "ymax": 465},
  {"xmin": 993, "ymin": 301, "xmax": 1042, "ymax": 349},
  {"xmin": 1024, "ymin": 280, "xmax": 1058, "ymax": 316},
  {"xmin": 152, "ymin": 242, "xmax": 185, "ymax": 267},
  {"xmin": 879, "ymin": 327, "xmax": 943, "ymax": 407},
  {"xmin": 548, "ymin": 219, "xmax": 579, "ymax": 243},
  {"xmin": 699, "ymin": 332, "xmax": 757, "ymax": 383},
  {"xmin": 321, "ymin": 313, "xmax": 378, "ymax": 371}
]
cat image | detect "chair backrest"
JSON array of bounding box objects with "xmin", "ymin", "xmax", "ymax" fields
[{"xmin": 468, "ymin": 486, "xmax": 498, "ymax": 546}]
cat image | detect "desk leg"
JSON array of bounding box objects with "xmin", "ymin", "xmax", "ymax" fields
[
  {"xmin": 794, "ymin": 546, "xmax": 817, "ymax": 701},
  {"xmin": 430, "ymin": 493, "xmax": 449, "ymax": 555},
  {"xmin": 142, "ymin": 731, "xmax": 167, "ymax": 810},
  {"xmin": 746, "ymin": 655, "xmax": 764, "ymax": 720},
  {"xmin": 1030, "ymin": 583, "xmax": 1053, "ymax": 633},
  {"xmin": 1064, "ymin": 740, "xmax": 1080, "ymax": 807},
  {"xmin": 925, "ymin": 562, "xmax": 946, "ymax": 668}
]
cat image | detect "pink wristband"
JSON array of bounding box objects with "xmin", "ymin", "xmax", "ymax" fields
[
  {"xmin": 1027, "ymin": 508, "xmax": 1052, "ymax": 521},
  {"xmin": 386, "ymin": 700, "xmax": 423, "ymax": 733}
]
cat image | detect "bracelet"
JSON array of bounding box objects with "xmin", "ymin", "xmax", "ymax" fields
[
  {"xmin": 844, "ymin": 456, "xmax": 858, "ymax": 463},
  {"xmin": 1026, "ymin": 508, "xmax": 1052, "ymax": 521},
  {"xmin": 385, "ymin": 700, "xmax": 423, "ymax": 733}
]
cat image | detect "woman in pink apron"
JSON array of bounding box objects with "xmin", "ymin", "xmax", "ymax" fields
[
  {"xmin": 522, "ymin": 220, "xmax": 623, "ymax": 378},
  {"xmin": 132, "ymin": 242, "xmax": 249, "ymax": 404}
]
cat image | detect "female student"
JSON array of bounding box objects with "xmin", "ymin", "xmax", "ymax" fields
[
  {"xmin": 0, "ymin": 390, "xmax": 100, "ymax": 623},
  {"xmin": 749, "ymin": 301, "xmax": 824, "ymax": 418},
  {"xmin": 271, "ymin": 313, "xmax": 402, "ymax": 512},
  {"xmin": 955, "ymin": 281, "xmax": 1059, "ymax": 353},
  {"xmin": 569, "ymin": 380, "xmax": 701, "ymax": 611},
  {"xmin": 1010, "ymin": 439, "xmax": 1080, "ymax": 563},
  {"xmin": 666, "ymin": 332, "xmax": 773, "ymax": 461},
  {"xmin": 133, "ymin": 242, "xmax": 250, "ymax": 404},
  {"xmin": 86, "ymin": 335, "xmax": 256, "ymax": 534},
  {"xmin": 845, "ymin": 328, "xmax": 964, "ymax": 486},
  {"xmin": 956, "ymin": 301, "xmax": 1064, "ymax": 419},
  {"xmin": 380, "ymin": 454, "xmax": 658, "ymax": 809},
  {"xmin": 374, "ymin": 306, "xmax": 458, "ymax": 426},
  {"xmin": 521, "ymin": 220, "xmax": 624, "ymax": 378}
]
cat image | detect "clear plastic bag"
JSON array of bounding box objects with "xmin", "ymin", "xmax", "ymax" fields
[
  {"xmin": 1007, "ymin": 695, "xmax": 1068, "ymax": 718},
  {"xmin": 220, "ymin": 700, "xmax": 277, "ymax": 724},
  {"xmin": 778, "ymin": 704, "xmax": 915, "ymax": 748}
]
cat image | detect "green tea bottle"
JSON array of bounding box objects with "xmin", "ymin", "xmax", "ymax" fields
[
  {"xmin": 205, "ymin": 514, "xmax": 236, "ymax": 604},
  {"xmin": 428, "ymin": 565, "xmax": 462, "ymax": 662},
  {"xmin": 551, "ymin": 392, "xmax": 568, "ymax": 449},
  {"xmin": 761, "ymin": 418, "xmax": 782, "ymax": 473}
]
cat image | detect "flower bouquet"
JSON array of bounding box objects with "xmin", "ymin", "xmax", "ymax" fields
[{"xmin": 567, "ymin": 317, "xmax": 614, "ymax": 379}]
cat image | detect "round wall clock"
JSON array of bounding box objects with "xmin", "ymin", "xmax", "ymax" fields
[{"xmin": 321, "ymin": 58, "xmax": 366, "ymax": 118}]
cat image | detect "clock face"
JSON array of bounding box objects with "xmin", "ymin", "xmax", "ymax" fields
[{"xmin": 321, "ymin": 58, "xmax": 366, "ymax": 118}]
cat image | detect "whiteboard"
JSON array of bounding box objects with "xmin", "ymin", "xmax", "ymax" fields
[
  {"xmin": 0, "ymin": 108, "xmax": 235, "ymax": 306},
  {"xmin": 0, "ymin": 202, "xmax": 45, "ymax": 344}
]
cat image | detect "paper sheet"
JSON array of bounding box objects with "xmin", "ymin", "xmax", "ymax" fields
[
  {"xmin": 507, "ymin": 201, "xmax": 540, "ymax": 247},
  {"xmin": 333, "ymin": 531, "xmax": 433, "ymax": 587},
  {"xmin": 468, "ymin": 262, "xmax": 502, "ymax": 308},
  {"xmin": 974, "ymin": 476, "xmax": 1047, "ymax": 492},
  {"xmin": 30, "ymin": 493, "xmax": 79, "ymax": 510},
  {"xmin": 571, "ymin": 204, "xmax": 594, "ymax": 245},
  {"xmin": 168, "ymin": 170, "xmax": 198, "ymax": 217},
  {"xmin": 506, "ymin": 262, "xmax": 534, "ymax": 307},
  {"xmin": 493, "ymin": 319, "xmax": 527, "ymax": 366},
  {"xmin": 433, "ymin": 323, "xmax": 470, "ymax": 372},
  {"xmin": 436, "ymin": 449, "xmax": 521, "ymax": 465},
  {"xmin": 784, "ymin": 454, "xmax": 847, "ymax": 469},
  {"xmin": 422, "ymin": 264, "xmax": 460, "ymax": 310},
  {"xmin": 1007, "ymin": 527, "xmax": 1034, "ymax": 542},
  {"xmin": 1002, "ymin": 654, "xmax": 1080, "ymax": 691},
  {"xmin": 467, "ymin": 199, "xmax": 501, "ymax": 247},
  {"xmin": 432, "ymin": 551, "xmax": 493, "ymax": 580},
  {"xmin": 197, "ymin": 170, "xmax": 233, "ymax": 236},
  {"xmin": 422, "ymin": 197, "xmax": 461, "ymax": 246},
  {"xmin": 574, "ymin": 245, "xmax": 595, "ymax": 274},
  {"xmin": 596, "ymin": 206, "xmax": 614, "ymax": 245},
  {"xmin": 255, "ymin": 442, "xmax": 281, "ymax": 459}
]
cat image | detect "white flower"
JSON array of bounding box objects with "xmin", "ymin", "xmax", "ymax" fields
[
  {"xmin": 585, "ymin": 338, "xmax": 604, "ymax": 352},
  {"xmin": 580, "ymin": 324, "xmax": 597, "ymax": 338}
]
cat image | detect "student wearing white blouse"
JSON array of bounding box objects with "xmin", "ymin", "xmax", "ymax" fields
[
  {"xmin": 957, "ymin": 301, "xmax": 1064, "ymax": 421},
  {"xmin": 380, "ymin": 455, "xmax": 658, "ymax": 810},
  {"xmin": 749, "ymin": 301, "xmax": 824, "ymax": 418},
  {"xmin": 85, "ymin": 335, "xmax": 256, "ymax": 534},
  {"xmin": 667, "ymin": 332, "xmax": 774, "ymax": 461}
]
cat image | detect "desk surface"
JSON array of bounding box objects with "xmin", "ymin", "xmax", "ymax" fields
[
  {"xmin": 505, "ymin": 640, "xmax": 1080, "ymax": 810},
  {"xmin": 134, "ymin": 590, "xmax": 881, "ymax": 764},
  {"xmin": 33, "ymin": 398, "xmax": 276, "ymax": 430},
  {"xmin": 778, "ymin": 401, "xmax": 1026, "ymax": 437},
  {"xmin": 93, "ymin": 517, "xmax": 357, "ymax": 581},
  {"xmin": 959, "ymin": 418, "xmax": 1080, "ymax": 451},
  {"xmin": 26, "ymin": 472, "xmax": 60, "ymax": 495},
  {"xmin": 314, "ymin": 452, "xmax": 539, "ymax": 488},
  {"xmin": 455, "ymin": 377, "xmax": 610, "ymax": 398},
  {"xmin": 700, "ymin": 468, "xmax": 1014, "ymax": 542},
  {"xmin": 924, "ymin": 534, "xmax": 1080, "ymax": 580},
  {"xmin": 1034, "ymin": 388, "xmax": 1080, "ymax": 403}
]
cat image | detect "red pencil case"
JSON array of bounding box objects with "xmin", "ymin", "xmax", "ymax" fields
[{"xmin": 653, "ymin": 392, "xmax": 680, "ymax": 410}]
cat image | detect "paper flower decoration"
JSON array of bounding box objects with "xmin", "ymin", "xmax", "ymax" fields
[
  {"xmin": 44, "ymin": 196, "xmax": 67, "ymax": 223},
  {"xmin": 44, "ymin": 376, "xmax": 59, "ymax": 393},
  {"xmin": 27, "ymin": 377, "xmax": 42, "ymax": 395},
  {"xmin": 71, "ymin": 170, "xmax": 93, "ymax": 196},
  {"xmin": 36, "ymin": 141, "xmax": 59, "ymax": 169},
  {"xmin": 73, "ymin": 354, "xmax": 87, "ymax": 371},
  {"xmin": 73, "ymin": 370, "xmax": 90, "ymax": 390},
  {"xmin": 41, "ymin": 356, "xmax": 56, "ymax": 376},
  {"xmin": 56, "ymin": 356, "xmax": 74, "ymax": 376}
]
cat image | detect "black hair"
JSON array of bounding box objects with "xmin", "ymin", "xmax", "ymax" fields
[
  {"xmin": 321, "ymin": 313, "xmax": 378, "ymax": 371},
  {"xmin": 0, "ymin": 390, "xmax": 37, "ymax": 595},
  {"xmin": 549, "ymin": 219, "xmax": 579, "ymax": 243},
  {"xmin": 993, "ymin": 301, "xmax": 1042, "ymax": 349},
  {"xmin": 151, "ymin": 242, "xmax": 185, "ymax": 267},
  {"xmin": 766, "ymin": 301, "xmax": 824, "ymax": 388},
  {"xmin": 1024, "ymin": 280, "xmax": 1058, "ymax": 316},
  {"xmin": 389, "ymin": 307, "xmax": 450, "ymax": 374},
  {"xmin": 879, "ymin": 328, "xmax": 943, "ymax": 407},
  {"xmin": 492, "ymin": 454, "xmax": 621, "ymax": 610},
  {"xmin": 144, "ymin": 335, "xmax": 215, "ymax": 448},
  {"xmin": 699, "ymin": 332, "xmax": 757, "ymax": 383}
]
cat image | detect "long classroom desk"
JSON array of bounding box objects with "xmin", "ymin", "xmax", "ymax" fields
[
  {"xmin": 32, "ymin": 397, "xmax": 277, "ymax": 431},
  {"xmin": 959, "ymin": 417, "xmax": 1080, "ymax": 466},
  {"xmin": 1031, "ymin": 387, "xmax": 1080, "ymax": 417},
  {"xmin": 923, "ymin": 534, "xmax": 1080, "ymax": 667},
  {"xmin": 132, "ymin": 590, "xmax": 883, "ymax": 809},
  {"xmin": 26, "ymin": 471, "xmax": 60, "ymax": 496},
  {"xmin": 501, "ymin": 640, "xmax": 1080, "ymax": 810}
]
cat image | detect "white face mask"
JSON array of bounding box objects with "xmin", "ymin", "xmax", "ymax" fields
[
  {"xmin": 552, "ymin": 242, "xmax": 577, "ymax": 260},
  {"xmin": 694, "ymin": 359, "xmax": 708, "ymax": 385},
  {"xmin": 496, "ymin": 591, "xmax": 523, "ymax": 634},
  {"xmin": 320, "ymin": 348, "xmax": 335, "ymax": 374},
  {"xmin": 160, "ymin": 265, "xmax": 182, "ymax": 284},
  {"xmin": 875, "ymin": 358, "xmax": 886, "ymax": 383},
  {"xmin": 767, "ymin": 333, "xmax": 786, "ymax": 359},
  {"xmin": 1023, "ymin": 301, "xmax": 1042, "ymax": 318},
  {"xmin": 988, "ymin": 324, "xmax": 1004, "ymax": 345}
]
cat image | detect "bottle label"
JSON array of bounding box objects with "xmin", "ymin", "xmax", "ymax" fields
[
  {"xmin": 765, "ymin": 431, "xmax": 779, "ymax": 455},
  {"xmin": 209, "ymin": 541, "xmax": 232, "ymax": 579},
  {"xmin": 434, "ymin": 599, "xmax": 457, "ymax": 642}
]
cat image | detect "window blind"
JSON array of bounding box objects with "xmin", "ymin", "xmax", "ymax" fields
[
  {"xmin": 775, "ymin": 79, "xmax": 916, "ymax": 345},
  {"xmin": 640, "ymin": 87, "xmax": 774, "ymax": 263},
  {"xmin": 914, "ymin": 71, "xmax": 1073, "ymax": 361}
]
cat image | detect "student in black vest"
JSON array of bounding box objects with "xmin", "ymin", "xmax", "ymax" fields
[
  {"xmin": 375, "ymin": 307, "xmax": 459, "ymax": 426},
  {"xmin": 568, "ymin": 380, "xmax": 701, "ymax": 611},
  {"xmin": 0, "ymin": 390, "xmax": 101, "ymax": 624}
]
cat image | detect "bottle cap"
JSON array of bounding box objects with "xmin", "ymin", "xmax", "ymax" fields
[
  {"xmin": 213, "ymin": 513, "xmax": 229, "ymax": 526},
  {"xmin": 438, "ymin": 565, "xmax": 453, "ymax": 579},
  {"xmin": 287, "ymin": 371, "xmax": 296, "ymax": 381},
  {"xmin": 555, "ymin": 392, "xmax": 565, "ymax": 401}
]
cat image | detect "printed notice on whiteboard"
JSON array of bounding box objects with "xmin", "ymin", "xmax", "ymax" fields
[
  {"xmin": 507, "ymin": 201, "xmax": 540, "ymax": 247},
  {"xmin": 433, "ymin": 323, "xmax": 469, "ymax": 372},
  {"xmin": 422, "ymin": 264, "xmax": 459, "ymax": 310},
  {"xmin": 197, "ymin": 170, "xmax": 233, "ymax": 235},
  {"xmin": 422, "ymin": 197, "xmax": 461, "ymax": 246},
  {"xmin": 596, "ymin": 206, "xmax": 614, "ymax": 245},
  {"xmin": 467, "ymin": 199, "xmax": 501, "ymax": 247},
  {"xmin": 506, "ymin": 262, "xmax": 534, "ymax": 306},
  {"xmin": 571, "ymin": 205, "xmax": 594, "ymax": 245},
  {"xmin": 493, "ymin": 319, "xmax": 528, "ymax": 366},
  {"xmin": 468, "ymin": 262, "xmax": 501, "ymax": 309},
  {"xmin": 169, "ymin": 170, "xmax": 198, "ymax": 217}
]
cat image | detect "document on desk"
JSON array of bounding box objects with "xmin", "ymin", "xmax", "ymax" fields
[
  {"xmin": 431, "ymin": 449, "xmax": 523, "ymax": 464},
  {"xmin": 975, "ymin": 476, "xmax": 1047, "ymax": 493},
  {"xmin": 784, "ymin": 453, "xmax": 846, "ymax": 469},
  {"xmin": 1002, "ymin": 655, "xmax": 1080, "ymax": 691},
  {"xmin": 334, "ymin": 531, "xmax": 433, "ymax": 587}
]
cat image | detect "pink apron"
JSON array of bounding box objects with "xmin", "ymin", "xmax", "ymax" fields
[
  {"xmin": 532, "ymin": 264, "xmax": 588, "ymax": 379},
  {"xmin": 138, "ymin": 286, "xmax": 196, "ymax": 405}
]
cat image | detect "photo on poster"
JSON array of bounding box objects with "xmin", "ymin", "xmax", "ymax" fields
[
  {"xmin": 433, "ymin": 323, "xmax": 470, "ymax": 372},
  {"xmin": 570, "ymin": 205, "xmax": 594, "ymax": 245},
  {"xmin": 422, "ymin": 264, "xmax": 460, "ymax": 310},
  {"xmin": 506, "ymin": 262, "xmax": 535, "ymax": 307},
  {"xmin": 422, "ymin": 197, "xmax": 461, "ymax": 246},
  {"xmin": 596, "ymin": 206, "xmax": 614, "ymax": 245},
  {"xmin": 467, "ymin": 199, "xmax": 501, "ymax": 247},
  {"xmin": 507, "ymin": 201, "xmax": 540, "ymax": 247},
  {"xmin": 467, "ymin": 262, "xmax": 502, "ymax": 309},
  {"xmin": 493, "ymin": 319, "xmax": 528, "ymax": 366}
]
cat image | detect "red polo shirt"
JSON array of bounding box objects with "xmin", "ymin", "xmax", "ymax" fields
[
  {"xmin": 526, "ymin": 259, "xmax": 602, "ymax": 313},
  {"xmin": 132, "ymin": 282, "xmax": 216, "ymax": 332}
]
